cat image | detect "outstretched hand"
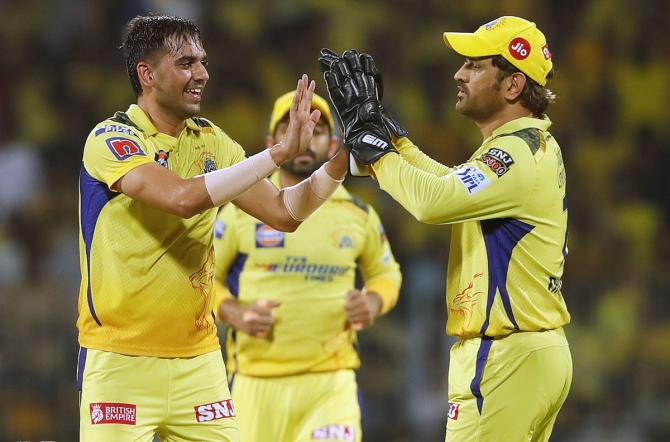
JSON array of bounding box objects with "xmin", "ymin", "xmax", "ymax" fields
[{"xmin": 270, "ymin": 74, "xmax": 322, "ymax": 165}]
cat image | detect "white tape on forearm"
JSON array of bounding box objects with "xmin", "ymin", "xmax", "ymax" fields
[
  {"xmin": 203, "ymin": 149, "xmax": 278, "ymax": 206},
  {"xmin": 282, "ymin": 164, "xmax": 344, "ymax": 221}
]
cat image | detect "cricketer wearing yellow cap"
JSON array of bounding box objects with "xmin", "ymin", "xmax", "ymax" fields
[
  {"xmin": 320, "ymin": 15, "xmax": 571, "ymax": 442},
  {"xmin": 212, "ymin": 91, "xmax": 401, "ymax": 442}
]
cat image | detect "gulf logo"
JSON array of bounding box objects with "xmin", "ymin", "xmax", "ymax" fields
[{"xmin": 255, "ymin": 224, "xmax": 285, "ymax": 248}]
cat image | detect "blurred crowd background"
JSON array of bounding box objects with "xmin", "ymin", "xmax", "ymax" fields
[{"xmin": 1, "ymin": 0, "xmax": 669, "ymax": 440}]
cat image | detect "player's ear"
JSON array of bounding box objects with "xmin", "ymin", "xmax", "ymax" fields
[
  {"xmin": 265, "ymin": 135, "xmax": 275, "ymax": 149},
  {"xmin": 504, "ymin": 72, "xmax": 526, "ymax": 101},
  {"xmin": 137, "ymin": 61, "xmax": 155, "ymax": 92}
]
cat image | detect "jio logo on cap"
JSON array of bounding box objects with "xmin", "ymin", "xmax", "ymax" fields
[{"xmin": 509, "ymin": 37, "xmax": 531, "ymax": 60}]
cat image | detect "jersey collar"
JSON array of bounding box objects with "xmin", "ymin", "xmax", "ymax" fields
[
  {"xmin": 126, "ymin": 104, "xmax": 203, "ymax": 137},
  {"xmin": 488, "ymin": 115, "xmax": 552, "ymax": 142},
  {"xmin": 269, "ymin": 169, "xmax": 350, "ymax": 200}
]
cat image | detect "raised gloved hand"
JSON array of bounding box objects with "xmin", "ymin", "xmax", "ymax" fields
[
  {"xmin": 319, "ymin": 48, "xmax": 407, "ymax": 138},
  {"xmin": 318, "ymin": 49, "xmax": 397, "ymax": 167}
]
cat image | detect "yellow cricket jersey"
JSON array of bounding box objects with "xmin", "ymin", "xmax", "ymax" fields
[
  {"xmin": 213, "ymin": 172, "xmax": 401, "ymax": 377},
  {"xmin": 78, "ymin": 104, "xmax": 246, "ymax": 357},
  {"xmin": 372, "ymin": 116, "xmax": 570, "ymax": 338}
]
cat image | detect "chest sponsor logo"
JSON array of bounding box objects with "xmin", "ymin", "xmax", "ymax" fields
[
  {"xmin": 90, "ymin": 402, "xmax": 136, "ymax": 425},
  {"xmin": 447, "ymin": 402, "xmax": 460, "ymax": 420},
  {"xmin": 194, "ymin": 399, "xmax": 236, "ymax": 423},
  {"xmin": 454, "ymin": 166, "xmax": 491, "ymax": 195},
  {"xmin": 312, "ymin": 424, "xmax": 355, "ymax": 441},
  {"xmin": 255, "ymin": 224, "xmax": 285, "ymax": 248},
  {"xmin": 257, "ymin": 256, "xmax": 349, "ymax": 282},
  {"xmin": 105, "ymin": 137, "xmax": 146, "ymax": 161},
  {"xmin": 154, "ymin": 149, "xmax": 170, "ymax": 168},
  {"xmin": 478, "ymin": 148, "xmax": 514, "ymax": 177},
  {"xmin": 95, "ymin": 125, "xmax": 136, "ymax": 137}
]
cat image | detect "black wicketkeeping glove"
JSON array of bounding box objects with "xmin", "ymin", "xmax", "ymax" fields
[
  {"xmin": 319, "ymin": 48, "xmax": 408, "ymax": 138},
  {"xmin": 318, "ymin": 49, "xmax": 396, "ymax": 166}
]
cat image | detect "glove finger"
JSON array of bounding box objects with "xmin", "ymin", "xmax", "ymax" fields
[
  {"xmin": 318, "ymin": 48, "xmax": 340, "ymax": 73},
  {"xmin": 320, "ymin": 48, "xmax": 339, "ymax": 58},
  {"xmin": 343, "ymin": 49, "xmax": 362, "ymax": 71},
  {"xmin": 324, "ymin": 71, "xmax": 345, "ymax": 104},
  {"xmin": 360, "ymin": 53, "xmax": 384, "ymax": 99},
  {"xmin": 332, "ymin": 59, "xmax": 351, "ymax": 81},
  {"xmin": 343, "ymin": 50, "xmax": 367, "ymax": 91}
]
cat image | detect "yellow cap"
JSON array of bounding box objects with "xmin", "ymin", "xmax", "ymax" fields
[
  {"xmin": 268, "ymin": 91, "xmax": 334, "ymax": 135},
  {"xmin": 443, "ymin": 16, "xmax": 553, "ymax": 86}
]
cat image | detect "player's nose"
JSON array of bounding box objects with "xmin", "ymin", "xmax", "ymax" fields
[
  {"xmin": 454, "ymin": 64, "xmax": 468, "ymax": 83},
  {"xmin": 193, "ymin": 61, "xmax": 209, "ymax": 83}
]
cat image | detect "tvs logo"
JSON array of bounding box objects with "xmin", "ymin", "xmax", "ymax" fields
[
  {"xmin": 447, "ymin": 402, "xmax": 460, "ymax": 420},
  {"xmin": 255, "ymin": 224, "xmax": 285, "ymax": 248},
  {"xmin": 509, "ymin": 37, "xmax": 531, "ymax": 60},
  {"xmin": 89, "ymin": 402, "xmax": 136, "ymax": 425},
  {"xmin": 542, "ymin": 44, "xmax": 552, "ymax": 60},
  {"xmin": 477, "ymin": 148, "xmax": 515, "ymax": 177},
  {"xmin": 154, "ymin": 149, "xmax": 170, "ymax": 168},
  {"xmin": 312, "ymin": 424, "xmax": 355, "ymax": 441},
  {"xmin": 194, "ymin": 399, "xmax": 236, "ymax": 422},
  {"xmin": 105, "ymin": 137, "xmax": 146, "ymax": 160}
]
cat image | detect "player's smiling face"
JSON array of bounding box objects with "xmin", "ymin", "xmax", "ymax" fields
[
  {"xmin": 152, "ymin": 35, "xmax": 209, "ymax": 120},
  {"xmin": 453, "ymin": 57, "xmax": 506, "ymax": 122}
]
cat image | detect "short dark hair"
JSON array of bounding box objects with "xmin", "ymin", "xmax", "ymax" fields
[
  {"xmin": 490, "ymin": 55, "xmax": 556, "ymax": 117},
  {"xmin": 120, "ymin": 14, "xmax": 202, "ymax": 97}
]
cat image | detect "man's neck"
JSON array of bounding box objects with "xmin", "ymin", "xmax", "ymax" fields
[
  {"xmin": 137, "ymin": 97, "xmax": 186, "ymax": 138},
  {"xmin": 476, "ymin": 106, "xmax": 533, "ymax": 140}
]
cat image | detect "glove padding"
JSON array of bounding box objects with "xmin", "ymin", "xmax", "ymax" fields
[
  {"xmin": 320, "ymin": 49, "xmax": 396, "ymax": 166},
  {"xmin": 319, "ymin": 48, "xmax": 407, "ymax": 138}
]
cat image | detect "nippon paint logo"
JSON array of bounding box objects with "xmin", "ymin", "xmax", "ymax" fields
[
  {"xmin": 89, "ymin": 402, "xmax": 136, "ymax": 425},
  {"xmin": 194, "ymin": 399, "xmax": 236, "ymax": 423}
]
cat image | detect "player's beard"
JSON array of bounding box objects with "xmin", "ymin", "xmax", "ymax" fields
[{"xmin": 280, "ymin": 150, "xmax": 326, "ymax": 178}]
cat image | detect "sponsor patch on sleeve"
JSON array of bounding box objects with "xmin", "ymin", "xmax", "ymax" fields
[
  {"xmin": 105, "ymin": 137, "xmax": 146, "ymax": 161},
  {"xmin": 95, "ymin": 124, "xmax": 137, "ymax": 137},
  {"xmin": 477, "ymin": 148, "xmax": 515, "ymax": 177},
  {"xmin": 454, "ymin": 165, "xmax": 491, "ymax": 195}
]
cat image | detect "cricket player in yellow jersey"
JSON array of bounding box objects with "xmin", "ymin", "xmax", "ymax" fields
[
  {"xmin": 319, "ymin": 16, "xmax": 571, "ymax": 442},
  {"xmin": 212, "ymin": 91, "xmax": 401, "ymax": 442},
  {"xmin": 77, "ymin": 15, "xmax": 348, "ymax": 441}
]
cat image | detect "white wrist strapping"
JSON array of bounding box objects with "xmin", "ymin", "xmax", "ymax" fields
[
  {"xmin": 282, "ymin": 163, "xmax": 344, "ymax": 221},
  {"xmin": 202, "ymin": 149, "xmax": 278, "ymax": 206}
]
